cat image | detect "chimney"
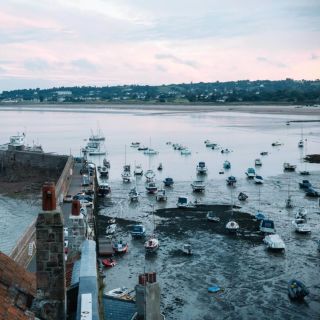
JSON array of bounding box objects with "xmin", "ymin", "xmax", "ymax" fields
[
  {"xmin": 135, "ymin": 272, "xmax": 162, "ymax": 320},
  {"xmin": 34, "ymin": 182, "xmax": 66, "ymax": 320},
  {"xmin": 42, "ymin": 182, "xmax": 56, "ymax": 211},
  {"xmin": 71, "ymin": 200, "xmax": 80, "ymax": 216}
]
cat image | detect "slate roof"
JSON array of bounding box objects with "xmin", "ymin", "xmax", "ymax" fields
[
  {"xmin": 103, "ymin": 297, "xmax": 137, "ymax": 320},
  {"xmin": 0, "ymin": 251, "xmax": 36, "ymax": 320}
]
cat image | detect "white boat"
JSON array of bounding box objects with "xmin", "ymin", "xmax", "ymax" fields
[
  {"xmin": 177, "ymin": 196, "xmax": 189, "ymax": 208},
  {"xmin": 144, "ymin": 148, "xmax": 158, "ymax": 155},
  {"xmin": 100, "ymin": 166, "xmax": 109, "ymax": 178},
  {"xmin": 292, "ymin": 219, "xmax": 311, "ymax": 234},
  {"xmin": 106, "ymin": 224, "xmax": 117, "ymax": 235},
  {"xmin": 263, "ymin": 234, "xmax": 285, "ymax": 251},
  {"xmin": 129, "ymin": 187, "xmax": 139, "ymax": 201},
  {"xmin": 226, "ymin": 176, "xmax": 237, "ymax": 186},
  {"xmin": 196, "ymin": 162, "xmax": 208, "ymax": 174},
  {"xmin": 191, "ymin": 180, "xmax": 206, "ymax": 192},
  {"xmin": 144, "ymin": 169, "xmax": 155, "ymax": 182},
  {"xmin": 271, "ymin": 141, "xmax": 282, "ymax": 146},
  {"xmin": 134, "ymin": 164, "xmax": 143, "ymax": 175},
  {"xmin": 225, "ymin": 220, "xmax": 239, "ymax": 233},
  {"xmin": 254, "ymin": 175, "xmax": 264, "ymax": 184},
  {"xmin": 255, "ymin": 158, "xmax": 262, "ymax": 166},
  {"xmin": 98, "ymin": 182, "xmax": 111, "ymax": 197},
  {"xmin": 207, "ymin": 211, "xmax": 220, "ymax": 222},
  {"xmin": 181, "ymin": 148, "xmax": 191, "ymax": 155},
  {"xmin": 121, "ymin": 165, "xmax": 132, "ymax": 183},
  {"xmin": 145, "ymin": 236, "xmax": 159, "ymax": 253},
  {"xmin": 103, "ymin": 287, "xmax": 134, "ymax": 300},
  {"xmin": 245, "ymin": 167, "xmax": 256, "ymax": 179},
  {"xmin": 156, "ymin": 189, "xmax": 167, "ymax": 201},
  {"xmin": 182, "ymin": 244, "xmax": 192, "ymax": 255}
]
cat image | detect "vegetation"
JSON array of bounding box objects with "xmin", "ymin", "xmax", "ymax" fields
[{"xmin": 1, "ymin": 79, "xmax": 320, "ymax": 105}]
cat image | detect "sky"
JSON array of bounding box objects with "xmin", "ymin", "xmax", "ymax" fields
[{"xmin": 0, "ymin": 0, "xmax": 319, "ymax": 91}]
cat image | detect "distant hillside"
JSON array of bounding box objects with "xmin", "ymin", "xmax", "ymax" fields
[{"xmin": 1, "ymin": 79, "xmax": 320, "ymax": 105}]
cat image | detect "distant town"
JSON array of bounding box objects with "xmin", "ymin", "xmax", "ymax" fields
[{"xmin": 1, "ymin": 79, "xmax": 320, "ymax": 105}]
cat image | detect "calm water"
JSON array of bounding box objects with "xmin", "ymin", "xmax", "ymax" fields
[{"xmin": 0, "ymin": 105, "xmax": 320, "ymax": 319}]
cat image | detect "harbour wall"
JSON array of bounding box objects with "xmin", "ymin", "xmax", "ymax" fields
[{"xmin": 0, "ymin": 150, "xmax": 74, "ymax": 267}]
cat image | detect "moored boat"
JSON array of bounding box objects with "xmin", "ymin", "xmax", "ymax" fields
[
  {"xmin": 255, "ymin": 158, "xmax": 262, "ymax": 166},
  {"xmin": 177, "ymin": 196, "xmax": 189, "ymax": 208},
  {"xmin": 292, "ymin": 218, "xmax": 311, "ymax": 234},
  {"xmin": 225, "ymin": 220, "xmax": 239, "ymax": 233},
  {"xmin": 134, "ymin": 164, "xmax": 143, "ymax": 175},
  {"xmin": 129, "ymin": 187, "xmax": 139, "ymax": 202},
  {"xmin": 196, "ymin": 161, "xmax": 208, "ymax": 174},
  {"xmin": 263, "ymin": 234, "xmax": 285, "ymax": 251},
  {"xmin": 191, "ymin": 180, "xmax": 206, "ymax": 192},
  {"xmin": 254, "ymin": 175, "xmax": 264, "ymax": 184},
  {"xmin": 182, "ymin": 244, "xmax": 192, "ymax": 255},
  {"xmin": 207, "ymin": 211, "xmax": 220, "ymax": 222},
  {"xmin": 131, "ymin": 224, "xmax": 146, "ymax": 238},
  {"xmin": 146, "ymin": 182, "xmax": 158, "ymax": 194},
  {"xmin": 156, "ymin": 188, "xmax": 167, "ymax": 201},
  {"xmin": 145, "ymin": 236, "xmax": 159, "ymax": 254},
  {"xmin": 245, "ymin": 167, "xmax": 256, "ymax": 179},
  {"xmin": 163, "ymin": 177, "xmax": 174, "ymax": 187},
  {"xmin": 102, "ymin": 258, "xmax": 117, "ymax": 268},
  {"xmin": 145, "ymin": 169, "xmax": 156, "ymax": 182},
  {"xmin": 283, "ymin": 162, "xmax": 297, "ymax": 172},
  {"xmin": 112, "ymin": 240, "xmax": 128, "ymax": 254},
  {"xmin": 98, "ymin": 182, "xmax": 111, "ymax": 197},
  {"xmin": 223, "ymin": 160, "xmax": 231, "ymax": 169},
  {"xmin": 226, "ymin": 176, "xmax": 237, "ymax": 186},
  {"xmin": 288, "ymin": 279, "xmax": 309, "ymax": 300},
  {"xmin": 260, "ymin": 219, "xmax": 275, "ymax": 234},
  {"xmin": 238, "ymin": 192, "xmax": 248, "ymax": 201}
]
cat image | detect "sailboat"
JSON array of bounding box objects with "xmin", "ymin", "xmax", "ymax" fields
[
  {"xmin": 299, "ymin": 134, "xmax": 310, "ymax": 175},
  {"xmin": 121, "ymin": 145, "xmax": 132, "ymax": 183},
  {"xmin": 145, "ymin": 206, "xmax": 159, "ymax": 254},
  {"xmin": 225, "ymin": 190, "xmax": 239, "ymax": 233},
  {"xmin": 298, "ymin": 126, "xmax": 304, "ymax": 148}
]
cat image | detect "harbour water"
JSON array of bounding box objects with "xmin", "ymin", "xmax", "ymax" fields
[{"xmin": 0, "ymin": 105, "xmax": 320, "ymax": 319}]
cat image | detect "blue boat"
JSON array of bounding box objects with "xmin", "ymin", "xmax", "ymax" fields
[
  {"xmin": 260, "ymin": 219, "xmax": 275, "ymax": 233},
  {"xmin": 130, "ymin": 225, "xmax": 146, "ymax": 238},
  {"xmin": 226, "ymin": 176, "xmax": 237, "ymax": 186},
  {"xmin": 163, "ymin": 177, "xmax": 174, "ymax": 187}
]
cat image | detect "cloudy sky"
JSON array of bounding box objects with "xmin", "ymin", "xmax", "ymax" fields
[{"xmin": 0, "ymin": 0, "xmax": 319, "ymax": 91}]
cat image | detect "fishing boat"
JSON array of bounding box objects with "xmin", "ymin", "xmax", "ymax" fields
[
  {"xmin": 254, "ymin": 175, "xmax": 264, "ymax": 184},
  {"xmin": 134, "ymin": 164, "xmax": 143, "ymax": 175},
  {"xmin": 191, "ymin": 180, "xmax": 206, "ymax": 192},
  {"xmin": 129, "ymin": 187, "xmax": 139, "ymax": 202},
  {"xmin": 292, "ymin": 219, "xmax": 311, "ymax": 234},
  {"xmin": 131, "ymin": 224, "xmax": 146, "ymax": 238},
  {"xmin": 182, "ymin": 244, "xmax": 192, "ymax": 255},
  {"xmin": 207, "ymin": 211, "xmax": 220, "ymax": 222},
  {"xmin": 112, "ymin": 240, "xmax": 128, "ymax": 253},
  {"xmin": 157, "ymin": 163, "xmax": 163, "ymax": 170},
  {"xmin": 100, "ymin": 166, "xmax": 109, "ymax": 178},
  {"xmin": 145, "ymin": 182, "xmax": 158, "ymax": 194},
  {"xmin": 263, "ymin": 234, "xmax": 285, "ymax": 251},
  {"xmin": 223, "ymin": 160, "xmax": 231, "ymax": 169},
  {"xmin": 259, "ymin": 219, "xmax": 275, "ymax": 234},
  {"xmin": 245, "ymin": 168, "xmax": 256, "ymax": 179},
  {"xmin": 145, "ymin": 169, "xmax": 156, "ymax": 182},
  {"xmin": 177, "ymin": 196, "xmax": 189, "ymax": 208},
  {"xmin": 163, "ymin": 177, "xmax": 174, "ymax": 187},
  {"xmin": 156, "ymin": 189, "xmax": 167, "ymax": 201},
  {"xmin": 196, "ymin": 161, "xmax": 208, "ymax": 174},
  {"xmin": 255, "ymin": 158, "xmax": 262, "ymax": 166},
  {"xmin": 102, "ymin": 257, "xmax": 117, "ymax": 268},
  {"xmin": 283, "ymin": 163, "xmax": 296, "ymax": 172},
  {"xmin": 288, "ymin": 279, "xmax": 309, "ymax": 300},
  {"xmin": 226, "ymin": 176, "xmax": 237, "ymax": 186},
  {"xmin": 98, "ymin": 182, "xmax": 111, "ymax": 197},
  {"xmin": 238, "ymin": 192, "xmax": 248, "ymax": 201}
]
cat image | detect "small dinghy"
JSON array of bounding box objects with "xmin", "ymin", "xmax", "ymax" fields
[
  {"xmin": 208, "ymin": 285, "xmax": 222, "ymax": 293},
  {"xmin": 288, "ymin": 279, "xmax": 309, "ymax": 300},
  {"xmin": 102, "ymin": 257, "xmax": 117, "ymax": 268},
  {"xmin": 207, "ymin": 211, "xmax": 220, "ymax": 222}
]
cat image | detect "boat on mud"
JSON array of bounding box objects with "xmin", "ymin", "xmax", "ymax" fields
[
  {"xmin": 255, "ymin": 158, "xmax": 262, "ymax": 166},
  {"xmin": 163, "ymin": 177, "xmax": 174, "ymax": 187},
  {"xmin": 191, "ymin": 180, "xmax": 206, "ymax": 192},
  {"xmin": 283, "ymin": 162, "xmax": 296, "ymax": 172},
  {"xmin": 102, "ymin": 257, "xmax": 117, "ymax": 268},
  {"xmin": 145, "ymin": 236, "xmax": 160, "ymax": 254},
  {"xmin": 226, "ymin": 176, "xmax": 237, "ymax": 186},
  {"xmin": 238, "ymin": 192, "xmax": 248, "ymax": 201},
  {"xmin": 134, "ymin": 164, "xmax": 143, "ymax": 176},
  {"xmin": 292, "ymin": 218, "xmax": 311, "ymax": 234},
  {"xmin": 177, "ymin": 196, "xmax": 189, "ymax": 208},
  {"xmin": 245, "ymin": 168, "xmax": 256, "ymax": 179},
  {"xmin": 207, "ymin": 211, "xmax": 220, "ymax": 222},
  {"xmin": 156, "ymin": 188, "xmax": 167, "ymax": 201},
  {"xmin": 223, "ymin": 160, "xmax": 231, "ymax": 169},
  {"xmin": 112, "ymin": 240, "xmax": 128, "ymax": 254},
  {"xmin": 254, "ymin": 175, "xmax": 264, "ymax": 184},
  {"xmin": 129, "ymin": 187, "xmax": 139, "ymax": 202},
  {"xmin": 263, "ymin": 234, "xmax": 285, "ymax": 251},
  {"xmin": 225, "ymin": 220, "xmax": 239, "ymax": 233},
  {"xmin": 259, "ymin": 219, "xmax": 275, "ymax": 234},
  {"xmin": 288, "ymin": 279, "xmax": 309, "ymax": 300},
  {"xmin": 131, "ymin": 225, "xmax": 146, "ymax": 238},
  {"xmin": 146, "ymin": 182, "xmax": 158, "ymax": 194}
]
